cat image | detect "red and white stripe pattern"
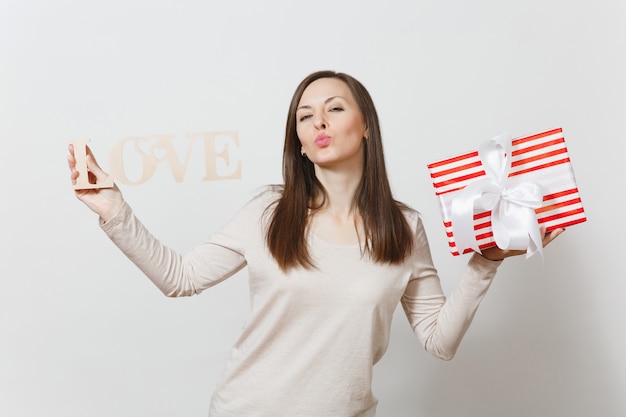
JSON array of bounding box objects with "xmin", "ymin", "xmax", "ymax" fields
[{"xmin": 427, "ymin": 128, "xmax": 586, "ymax": 256}]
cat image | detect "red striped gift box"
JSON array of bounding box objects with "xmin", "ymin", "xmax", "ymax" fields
[{"xmin": 427, "ymin": 128, "xmax": 586, "ymax": 256}]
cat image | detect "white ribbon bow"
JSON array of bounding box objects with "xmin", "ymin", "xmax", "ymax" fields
[{"xmin": 450, "ymin": 132, "xmax": 544, "ymax": 259}]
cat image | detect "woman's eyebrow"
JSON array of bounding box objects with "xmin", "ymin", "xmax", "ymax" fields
[{"xmin": 297, "ymin": 96, "xmax": 347, "ymax": 112}]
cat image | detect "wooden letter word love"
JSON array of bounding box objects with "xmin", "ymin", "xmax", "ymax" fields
[{"xmin": 70, "ymin": 131, "xmax": 241, "ymax": 188}]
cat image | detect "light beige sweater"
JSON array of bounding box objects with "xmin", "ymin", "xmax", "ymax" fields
[{"xmin": 101, "ymin": 188, "xmax": 500, "ymax": 417}]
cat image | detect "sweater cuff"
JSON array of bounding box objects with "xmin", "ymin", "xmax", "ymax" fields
[
  {"xmin": 99, "ymin": 201, "xmax": 131, "ymax": 230},
  {"xmin": 469, "ymin": 251, "xmax": 503, "ymax": 268}
]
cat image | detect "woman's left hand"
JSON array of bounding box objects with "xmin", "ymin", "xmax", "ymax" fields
[{"xmin": 480, "ymin": 227, "xmax": 566, "ymax": 261}]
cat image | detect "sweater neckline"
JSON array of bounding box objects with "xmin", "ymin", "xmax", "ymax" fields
[{"xmin": 308, "ymin": 231, "xmax": 363, "ymax": 250}]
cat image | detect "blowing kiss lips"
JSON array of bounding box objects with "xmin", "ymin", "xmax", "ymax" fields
[{"xmin": 315, "ymin": 133, "xmax": 331, "ymax": 147}]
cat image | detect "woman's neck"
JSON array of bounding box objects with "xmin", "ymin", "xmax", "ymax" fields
[
  {"xmin": 309, "ymin": 169, "xmax": 365, "ymax": 246},
  {"xmin": 313, "ymin": 167, "xmax": 361, "ymax": 216}
]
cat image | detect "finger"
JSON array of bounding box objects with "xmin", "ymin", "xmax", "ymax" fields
[
  {"xmin": 68, "ymin": 157, "xmax": 78, "ymax": 186},
  {"xmin": 552, "ymin": 228, "xmax": 565, "ymax": 240},
  {"xmin": 67, "ymin": 147, "xmax": 79, "ymax": 185},
  {"xmin": 67, "ymin": 144, "xmax": 84, "ymax": 183},
  {"xmin": 67, "ymin": 144, "xmax": 76, "ymax": 168},
  {"xmin": 85, "ymin": 146, "xmax": 101, "ymax": 166},
  {"xmin": 543, "ymin": 228, "xmax": 565, "ymax": 247}
]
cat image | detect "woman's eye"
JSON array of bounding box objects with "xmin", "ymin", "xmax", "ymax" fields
[
  {"xmin": 329, "ymin": 107, "xmax": 343, "ymax": 112},
  {"xmin": 299, "ymin": 114, "xmax": 312, "ymax": 122}
]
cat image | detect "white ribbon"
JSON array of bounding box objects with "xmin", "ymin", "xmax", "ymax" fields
[{"xmin": 450, "ymin": 132, "xmax": 544, "ymax": 259}]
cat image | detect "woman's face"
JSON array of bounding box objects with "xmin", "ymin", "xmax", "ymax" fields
[{"xmin": 295, "ymin": 78, "xmax": 368, "ymax": 171}]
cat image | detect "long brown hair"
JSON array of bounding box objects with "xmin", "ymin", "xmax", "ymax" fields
[{"xmin": 266, "ymin": 70, "xmax": 414, "ymax": 271}]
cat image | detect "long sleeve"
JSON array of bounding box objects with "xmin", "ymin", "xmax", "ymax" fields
[
  {"xmin": 99, "ymin": 191, "xmax": 274, "ymax": 297},
  {"xmin": 401, "ymin": 216, "xmax": 501, "ymax": 360}
]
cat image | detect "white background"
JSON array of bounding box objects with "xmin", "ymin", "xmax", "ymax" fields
[{"xmin": 1, "ymin": 0, "xmax": 624, "ymax": 416}]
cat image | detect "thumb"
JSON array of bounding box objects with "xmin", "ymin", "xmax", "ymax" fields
[{"xmin": 85, "ymin": 148, "xmax": 111, "ymax": 183}]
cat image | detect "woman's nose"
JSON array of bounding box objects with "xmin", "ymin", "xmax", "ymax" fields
[{"xmin": 313, "ymin": 115, "xmax": 327, "ymax": 130}]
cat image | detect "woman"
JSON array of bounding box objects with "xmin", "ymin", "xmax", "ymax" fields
[{"xmin": 68, "ymin": 70, "xmax": 563, "ymax": 416}]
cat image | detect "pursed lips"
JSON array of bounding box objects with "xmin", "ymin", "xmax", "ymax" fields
[{"xmin": 315, "ymin": 133, "xmax": 331, "ymax": 147}]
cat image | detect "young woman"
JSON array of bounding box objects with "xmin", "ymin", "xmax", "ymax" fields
[{"xmin": 68, "ymin": 70, "xmax": 563, "ymax": 416}]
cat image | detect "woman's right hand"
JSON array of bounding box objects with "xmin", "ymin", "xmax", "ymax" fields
[{"xmin": 68, "ymin": 144, "xmax": 124, "ymax": 223}]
